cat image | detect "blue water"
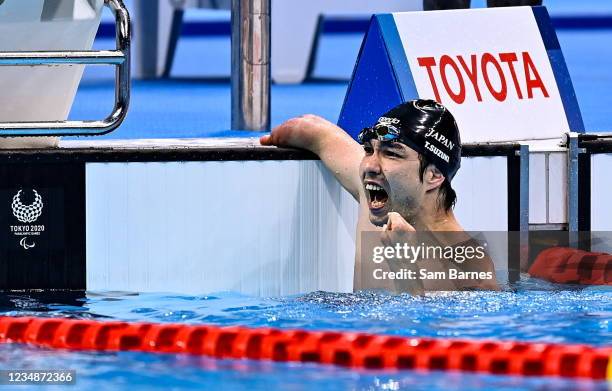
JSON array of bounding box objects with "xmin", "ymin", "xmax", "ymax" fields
[{"xmin": 0, "ymin": 278, "xmax": 610, "ymax": 390}]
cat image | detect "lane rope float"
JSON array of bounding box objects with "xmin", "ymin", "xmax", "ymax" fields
[
  {"xmin": 0, "ymin": 316, "xmax": 610, "ymax": 380},
  {"xmin": 529, "ymin": 247, "xmax": 612, "ymax": 285}
]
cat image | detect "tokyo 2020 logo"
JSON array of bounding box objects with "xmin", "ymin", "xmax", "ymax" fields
[{"xmin": 11, "ymin": 189, "xmax": 44, "ymax": 223}]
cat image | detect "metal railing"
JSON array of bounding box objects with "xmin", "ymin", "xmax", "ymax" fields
[
  {"xmin": 0, "ymin": 0, "xmax": 130, "ymax": 137},
  {"xmin": 231, "ymin": 0, "xmax": 270, "ymax": 131},
  {"xmin": 567, "ymin": 132, "xmax": 612, "ymax": 232}
]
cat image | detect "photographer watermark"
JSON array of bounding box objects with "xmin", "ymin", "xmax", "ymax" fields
[
  {"xmin": 359, "ymin": 230, "xmax": 612, "ymax": 293},
  {"xmin": 371, "ymin": 240, "xmax": 493, "ymax": 281},
  {"xmin": 359, "ymin": 231, "xmax": 501, "ymax": 293}
]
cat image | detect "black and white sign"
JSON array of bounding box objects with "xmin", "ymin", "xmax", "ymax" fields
[{"xmin": 0, "ymin": 163, "xmax": 85, "ymax": 289}]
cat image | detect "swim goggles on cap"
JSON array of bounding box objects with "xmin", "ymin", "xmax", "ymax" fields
[{"xmin": 358, "ymin": 123, "xmax": 402, "ymax": 144}]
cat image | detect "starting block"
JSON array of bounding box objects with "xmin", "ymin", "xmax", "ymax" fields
[
  {"xmin": 0, "ymin": 0, "xmax": 130, "ymax": 139},
  {"xmin": 339, "ymin": 6, "xmax": 584, "ymax": 143}
]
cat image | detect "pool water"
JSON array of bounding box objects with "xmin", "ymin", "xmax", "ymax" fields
[{"xmin": 0, "ymin": 277, "xmax": 610, "ymax": 390}]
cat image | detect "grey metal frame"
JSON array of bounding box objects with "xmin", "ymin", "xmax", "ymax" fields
[
  {"xmin": 518, "ymin": 144, "xmax": 530, "ymax": 233},
  {"xmin": 517, "ymin": 144, "xmax": 530, "ymax": 280},
  {"xmin": 566, "ymin": 132, "xmax": 581, "ymax": 232},
  {"xmin": 461, "ymin": 142, "xmax": 529, "ymax": 283},
  {"xmin": 0, "ymin": 0, "xmax": 130, "ymax": 137},
  {"xmin": 570, "ymin": 132, "xmax": 612, "ymax": 232}
]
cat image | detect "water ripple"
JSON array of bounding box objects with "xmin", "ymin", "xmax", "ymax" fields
[{"xmin": 0, "ymin": 278, "xmax": 610, "ymax": 346}]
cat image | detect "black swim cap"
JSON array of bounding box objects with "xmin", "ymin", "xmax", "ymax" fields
[{"xmin": 358, "ymin": 99, "xmax": 462, "ymax": 180}]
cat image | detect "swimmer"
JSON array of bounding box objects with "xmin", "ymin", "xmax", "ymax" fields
[{"xmin": 261, "ymin": 99, "xmax": 498, "ymax": 293}]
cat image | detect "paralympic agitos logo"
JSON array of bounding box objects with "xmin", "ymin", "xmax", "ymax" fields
[{"xmin": 9, "ymin": 189, "xmax": 45, "ymax": 250}]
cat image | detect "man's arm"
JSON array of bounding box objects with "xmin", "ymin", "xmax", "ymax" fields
[{"xmin": 260, "ymin": 115, "xmax": 364, "ymax": 200}]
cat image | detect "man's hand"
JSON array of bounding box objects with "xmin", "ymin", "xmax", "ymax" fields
[
  {"xmin": 380, "ymin": 212, "xmax": 416, "ymax": 247},
  {"xmin": 379, "ymin": 212, "xmax": 424, "ymax": 295}
]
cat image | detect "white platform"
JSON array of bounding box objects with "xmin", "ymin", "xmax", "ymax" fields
[
  {"xmin": 525, "ymin": 138, "xmax": 569, "ymax": 227},
  {"xmin": 591, "ymin": 154, "xmax": 612, "ymax": 231},
  {"xmin": 0, "ymin": 0, "xmax": 102, "ymax": 149},
  {"xmin": 0, "ymin": 0, "xmax": 102, "ymax": 122},
  {"xmin": 68, "ymin": 138, "xmax": 514, "ymax": 294}
]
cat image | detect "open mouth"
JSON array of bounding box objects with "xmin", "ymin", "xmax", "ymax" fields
[{"xmin": 365, "ymin": 183, "xmax": 389, "ymax": 211}]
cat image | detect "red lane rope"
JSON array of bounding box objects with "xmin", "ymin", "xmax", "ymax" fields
[
  {"xmin": 0, "ymin": 316, "xmax": 610, "ymax": 380},
  {"xmin": 529, "ymin": 247, "xmax": 612, "ymax": 285}
]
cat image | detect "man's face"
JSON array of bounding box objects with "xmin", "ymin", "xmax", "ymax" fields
[{"xmin": 359, "ymin": 139, "xmax": 424, "ymax": 226}]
